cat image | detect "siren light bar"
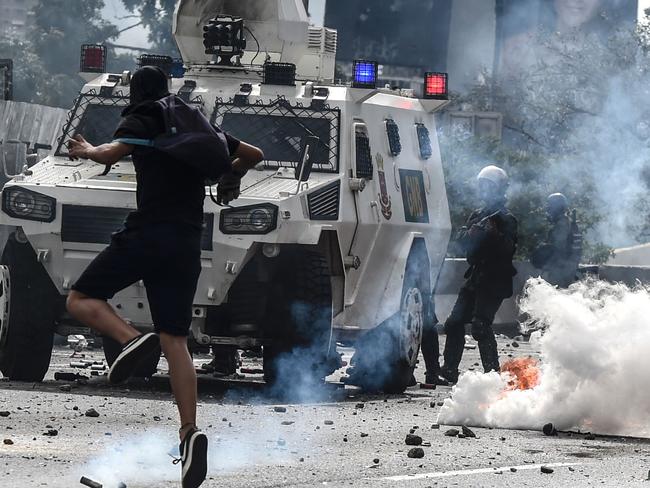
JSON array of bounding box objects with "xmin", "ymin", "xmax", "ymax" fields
[
  {"xmin": 352, "ymin": 60, "xmax": 378, "ymax": 89},
  {"xmin": 80, "ymin": 44, "xmax": 106, "ymax": 74},
  {"xmin": 424, "ymin": 72, "xmax": 448, "ymax": 100}
]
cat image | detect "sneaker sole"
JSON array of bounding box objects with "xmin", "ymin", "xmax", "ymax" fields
[
  {"xmin": 108, "ymin": 333, "xmax": 160, "ymax": 384},
  {"xmin": 182, "ymin": 432, "xmax": 208, "ymax": 488}
]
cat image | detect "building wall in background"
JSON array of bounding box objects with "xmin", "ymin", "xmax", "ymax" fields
[
  {"xmin": 0, "ymin": 0, "xmax": 37, "ymax": 40},
  {"xmin": 325, "ymin": 0, "xmax": 452, "ymax": 72}
]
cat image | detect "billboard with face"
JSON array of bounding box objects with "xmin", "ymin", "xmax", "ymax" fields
[{"xmin": 497, "ymin": 0, "xmax": 638, "ymax": 79}]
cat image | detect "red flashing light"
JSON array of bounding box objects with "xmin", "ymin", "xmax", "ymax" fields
[
  {"xmin": 424, "ymin": 72, "xmax": 448, "ymax": 100},
  {"xmin": 80, "ymin": 44, "xmax": 106, "ymax": 73}
]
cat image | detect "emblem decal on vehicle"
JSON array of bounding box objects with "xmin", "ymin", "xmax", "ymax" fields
[
  {"xmin": 399, "ymin": 169, "xmax": 429, "ymax": 223},
  {"xmin": 376, "ymin": 153, "xmax": 392, "ymax": 220}
]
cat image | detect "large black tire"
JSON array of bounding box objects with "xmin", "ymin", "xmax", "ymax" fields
[
  {"xmin": 263, "ymin": 249, "xmax": 339, "ymax": 388},
  {"xmin": 103, "ymin": 336, "xmax": 161, "ymax": 378},
  {"xmin": 347, "ymin": 241, "xmax": 430, "ymax": 394},
  {"xmin": 0, "ymin": 233, "xmax": 64, "ymax": 381}
]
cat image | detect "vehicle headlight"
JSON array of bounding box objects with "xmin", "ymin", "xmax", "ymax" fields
[
  {"xmin": 219, "ymin": 204, "xmax": 278, "ymax": 235},
  {"xmin": 2, "ymin": 187, "xmax": 56, "ymax": 222}
]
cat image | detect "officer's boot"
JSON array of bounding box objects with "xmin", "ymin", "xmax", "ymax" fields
[
  {"xmin": 441, "ymin": 319, "xmax": 465, "ymax": 384},
  {"xmin": 421, "ymin": 322, "xmax": 449, "ymax": 385}
]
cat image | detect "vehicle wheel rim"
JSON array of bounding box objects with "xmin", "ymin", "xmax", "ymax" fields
[
  {"xmin": 400, "ymin": 287, "xmax": 423, "ymax": 367},
  {"xmin": 0, "ymin": 266, "xmax": 10, "ymax": 347}
]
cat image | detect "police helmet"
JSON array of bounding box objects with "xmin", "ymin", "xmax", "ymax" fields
[
  {"xmin": 477, "ymin": 165, "xmax": 509, "ymax": 193},
  {"xmin": 546, "ymin": 193, "xmax": 569, "ymax": 217}
]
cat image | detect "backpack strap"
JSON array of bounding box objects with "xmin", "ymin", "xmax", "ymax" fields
[{"xmin": 114, "ymin": 137, "xmax": 155, "ymax": 147}]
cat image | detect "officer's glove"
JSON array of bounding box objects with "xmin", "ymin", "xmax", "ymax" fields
[{"xmin": 217, "ymin": 169, "xmax": 247, "ymax": 205}]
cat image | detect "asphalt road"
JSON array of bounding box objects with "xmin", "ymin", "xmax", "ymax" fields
[{"xmin": 0, "ymin": 338, "xmax": 648, "ymax": 488}]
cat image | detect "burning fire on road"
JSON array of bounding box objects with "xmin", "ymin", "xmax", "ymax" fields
[{"xmin": 438, "ymin": 278, "xmax": 650, "ymax": 437}]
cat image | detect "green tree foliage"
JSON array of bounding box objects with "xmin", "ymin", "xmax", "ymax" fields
[
  {"xmin": 0, "ymin": 0, "xmax": 133, "ymax": 108},
  {"xmin": 121, "ymin": 0, "xmax": 179, "ymax": 56},
  {"xmin": 442, "ymin": 23, "xmax": 650, "ymax": 264}
]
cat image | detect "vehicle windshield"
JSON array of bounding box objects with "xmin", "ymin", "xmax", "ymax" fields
[
  {"xmin": 55, "ymin": 94, "xmax": 130, "ymax": 158},
  {"xmin": 214, "ymin": 100, "xmax": 340, "ymax": 173}
]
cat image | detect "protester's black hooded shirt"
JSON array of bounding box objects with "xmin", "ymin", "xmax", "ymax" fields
[{"xmin": 113, "ymin": 66, "xmax": 239, "ymax": 229}]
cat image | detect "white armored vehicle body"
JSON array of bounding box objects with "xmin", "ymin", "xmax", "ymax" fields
[{"xmin": 0, "ymin": 0, "xmax": 451, "ymax": 392}]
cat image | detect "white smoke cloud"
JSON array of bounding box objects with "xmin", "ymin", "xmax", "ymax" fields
[{"xmin": 438, "ymin": 278, "xmax": 650, "ymax": 437}]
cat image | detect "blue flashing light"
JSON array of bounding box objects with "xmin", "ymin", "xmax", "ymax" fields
[
  {"xmin": 353, "ymin": 60, "xmax": 378, "ymax": 89},
  {"xmin": 170, "ymin": 59, "xmax": 185, "ymax": 78}
]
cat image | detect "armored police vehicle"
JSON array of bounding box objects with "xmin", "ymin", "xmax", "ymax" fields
[{"xmin": 0, "ymin": 0, "xmax": 451, "ymax": 393}]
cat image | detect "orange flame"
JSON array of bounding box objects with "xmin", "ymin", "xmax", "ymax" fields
[{"xmin": 501, "ymin": 357, "xmax": 540, "ymax": 390}]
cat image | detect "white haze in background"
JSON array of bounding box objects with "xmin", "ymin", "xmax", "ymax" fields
[{"xmin": 438, "ymin": 278, "xmax": 650, "ymax": 437}]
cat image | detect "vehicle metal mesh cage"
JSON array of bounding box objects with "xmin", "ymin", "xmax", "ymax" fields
[
  {"xmin": 55, "ymin": 91, "xmax": 205, "ymax": 157},
  {"xmin": 55, "ymin": 90, "xmax": 130, "ymax": 157},
  {"xmin": 212, "ymin": 96, "xmax": 340, "ymax": 173}
]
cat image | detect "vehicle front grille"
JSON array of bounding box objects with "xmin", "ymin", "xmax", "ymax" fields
[
  {"xmin": 307, "ymin": 181, "xmax": 340, "ymax": 221},
  {"xmin": 61, "ymin": 205, "xmax": 214, "ymax": 251}
]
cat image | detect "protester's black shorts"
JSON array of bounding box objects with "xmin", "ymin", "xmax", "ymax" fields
[{"xmin": 71, "ymin": 222, "xmax": 202, "ymax": 336}]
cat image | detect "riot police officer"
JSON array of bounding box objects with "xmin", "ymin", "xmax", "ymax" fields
[
  {"xmin": 441, "ymin": 166, "xmax": 518, "ymax": 384},
  {"xmin": 532, "ymin": 193, "xmax": 582, "ymax": 288}
]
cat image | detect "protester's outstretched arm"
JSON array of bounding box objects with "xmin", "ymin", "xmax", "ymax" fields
[{"xmin": 67, "ymin": 135, "xmax": 133, "ymax": 166}]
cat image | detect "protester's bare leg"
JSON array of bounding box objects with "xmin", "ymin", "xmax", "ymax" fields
[
  {"xmin": 66, "ymin": 290, "xmax": 139, "ymax": 345},
  {"xmin": 160, "ymin": 332, "xmax": 197, "ymax": 441}
]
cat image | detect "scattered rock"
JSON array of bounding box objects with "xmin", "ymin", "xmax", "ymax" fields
[
  {"xmin": 373, "ymin": 458, "xmax": 380, "ymax": 464},
  {"xmin": 343, "ymin": 437, "xmax": 348, "ymax": 442},
  {"xmin": 510, "ymin": 467, "xmax": 517, "ymax": 472},
  {"xmin": 43, "ymin": 429, "xmax": 58, "ymax": 437},
  {"xmin": 437, "ymin": 401, "xmax": 444, "ymax": 407},
  {"xmin": 324, "ymin": 420, "xmax": 334, "ymax": 425},
  {"xmin": 512, "ymin": 341, "xmax": 520, "ymax": 348},
  {"xmin": 429, "ymin": 401, "xmax": 436, "ymax": 408},
  {"xmin": 153, "ymin": 416, "xmax": 161, "ymax": 422},
  {"xmin": 0, "ymin": 411, "xmax": 9, "ymax": 417},
  {"xmin": 541, "ymin": 466, "xmax": 554, "ymax": 474},
  {"xmin": 431, "ymin": 424, "xmax": 440, "ymax": 429},
  {"xmin": 85, "ymin": 408, "xmax": 100, "ymax": 418},
  {"xmin": 281, "ymin": 421, "xmax": 294, "ymax": 426},
  {"xmin": 405, "ymin": 434, "xmax": 423, "ymax": 446},
  {"xmin": 461, "ymin": 426, "xmax": 476, "ymax": 438},
  {"xmin": 444, "ymin": 429, "xmax": 459, "ymax": 437},
  {"xmin": 407, "ymin": 448, "xmax": 425, "ymax": 459},
  {"xmin": 355, "ymin": 403, "xmax": 365, "ymax": 409},
  {"xmin": 3, "ymin": 439, "xmax": 13, "ymax": 445},
  {"xmin": 360, "ymin": 433, "xmax": 368, "ymax": 438},
  {"xmin": 273, "ymin": 407, "xmax": 287, "ymax": 413},
  {"xmin": 499, "ymin": 436, "xmax": 506, "ymax": 441},
  {"xmin": 457, "ymin": 433, "xmax": 466, "ymax": 439},
  {"xmin": 299, "ymin": 457, "xmax": 304, "ymax": 462},
  {"xmin": 542, "ymin": 423, "xmax": 557, "ymax": 436},
  {"xmin": 585, "ymin": 433, "xmax": 596, "ymax": 440}
]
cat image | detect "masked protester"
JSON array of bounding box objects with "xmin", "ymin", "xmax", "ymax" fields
[
  {"xmin": 440, "ymin": 166, "xmax": 518, "ymax": 384},
  {"xmin": 65, "ymin": 66, "xmax": 264, "ymax": 488},
  {"xmin": 532, "ymin": 193, "xmax": 582, "ymax": 288}
]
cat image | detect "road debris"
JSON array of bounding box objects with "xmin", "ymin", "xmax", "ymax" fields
[
  {"xmin": 542, "ymin": 423, "xmax": 558, "ymax": 436},
  {"xmin": 80, "ymin": 476, "xmax": 103, "ymax": 488},
  {"xmin": 407, "ymin": 447, "xmax": 425, "ymax": 459},
  {"xmin": 273, "ymin": 406, "xmax": 287, "ymax": 413},
  {"xmin": 405, "ymin": 434, "xmax": 423, "ymax": 446},
  {"xmin": 3, "ymin": 439, "xmax": 13, "ymax": 445},
  {"xmin": 461, "ymin": 426, "xmax": 476, "ymax": 438},
  {"xmin": 0, "ymin": 411, "xmax": 10, "ymax": 417},
  {"xmin": 444, "ymin": 428, "xmax": 459, "ymax": 437},
  {"xmin": 85, "ymin": 408, "xmax": 100, "ymax": 418},
  {"xmin": 541, "ymin": 466, "xmax": 554, "ymax": 474}
]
